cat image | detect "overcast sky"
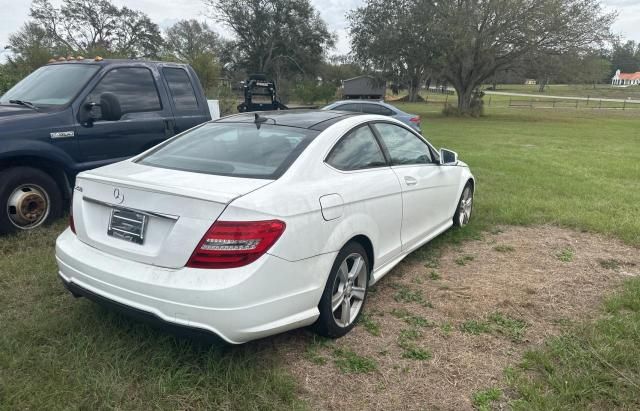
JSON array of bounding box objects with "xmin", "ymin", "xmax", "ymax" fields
[{"xmin": 1, "ymin": 0, "xmax": 638, "ymax": 62}]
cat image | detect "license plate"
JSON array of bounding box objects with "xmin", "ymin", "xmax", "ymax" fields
[{"xmin": 107, "ymin": 208, "xmax": 148, "ymax": 244}]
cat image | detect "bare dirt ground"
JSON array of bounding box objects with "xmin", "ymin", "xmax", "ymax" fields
[{"xmin": 271, "ymin": 225, "xmax": 640, "ymax": 410}]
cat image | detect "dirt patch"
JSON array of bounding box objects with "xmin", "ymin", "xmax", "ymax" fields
[{"xmin": 273, "ymin": 225, "xmax": 640, "ymax": 410}]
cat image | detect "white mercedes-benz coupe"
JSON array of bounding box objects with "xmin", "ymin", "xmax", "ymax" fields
[{"xmin": 56, "ymin": 110, "xmax": 475, "ymax": 343}]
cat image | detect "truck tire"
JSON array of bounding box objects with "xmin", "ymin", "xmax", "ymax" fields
[{"xmin": 0, "ymin": 167, "xmax": 63, "ymax": 234}]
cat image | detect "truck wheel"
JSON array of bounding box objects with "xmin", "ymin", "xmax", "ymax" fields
[{"xmin": 0, "ymin": 167, "xmax": 63, "ymax": 234}]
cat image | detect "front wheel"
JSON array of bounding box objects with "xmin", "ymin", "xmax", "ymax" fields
[
  {"xmin": 313, "ymin": 242, "xmax": 370, "ymax": 338},
  {"xmin": 453, "ymin": 182, "xmax": 473, "ymax": 227},
  {"xmin": 0, "ymin": 167, "xmax": 63, "ymax": 234}
]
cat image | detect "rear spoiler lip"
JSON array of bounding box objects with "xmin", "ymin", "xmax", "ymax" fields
[{"xmin": 76, "ymin": 173, "xmax": 238, "ymax": 206}]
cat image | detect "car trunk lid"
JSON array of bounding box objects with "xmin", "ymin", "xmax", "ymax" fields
[{"xmin": 73, "ymin": 161, "xmax": 272, "ymax": 268}]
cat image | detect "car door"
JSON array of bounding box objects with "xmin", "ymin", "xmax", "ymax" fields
[
  {"xmin": 372, "ymin": 122, "xmax": 460, "ymax": 251},
  {"xmin": 324, "ymin": 124, "xmax": 403, "ymax": 268},
  {"xmin": 161, "ymin": 66, "xmax": 211, "ymax": 134},
  {"xmin": 75, "ymin": 66, "xmax": 174, "ymax": 166}
]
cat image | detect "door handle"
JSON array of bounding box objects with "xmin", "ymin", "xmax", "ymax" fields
[{"xmin": 404, "ymin": 176, "xmax": 418, "ymax": 186}]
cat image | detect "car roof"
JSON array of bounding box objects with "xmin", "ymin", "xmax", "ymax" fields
[
  {"xmin": 329, "ymin": 100, "xmax": 387, "ymax": 105},
  {"xmin": 46, "ymin": 59, "xmax": 190, "ymax": 68},
  {"xmin": 215, "ymin": 110, "xmax": 364, "ymax": 131}
]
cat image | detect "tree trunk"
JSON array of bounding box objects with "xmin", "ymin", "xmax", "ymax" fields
[
  {"xmin": 408, "ymin": 82, "xmax": 419, "ymax": 102},
  {"xmin": 409, "ymin": 78, "xmax": 420, "ymax": 103},
  {"xmin": 538, "ymin": 77, "xmax": 548, "ymax": 92},
  {"xmin": 455, "ymin": 84, "xmax": 473, "ymax": 113}
]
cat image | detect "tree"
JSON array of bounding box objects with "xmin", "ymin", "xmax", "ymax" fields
[
  {"xmin": 203, "ymin": 0, "xmax": 335, "ymax": 81},
  {"xmin": 318, "ymin": 55, "xmax": 364, "ymax": 87},
  {"xmin": 525, "ymin": 51, "xmax": 611, "ymax": 91},
  {"xmin": 164, "ymin": 20, "xmax": 225, "ymax": 91},
  {"xmin": 29, "ymin": 0, "xmax": 163, "ymax": 58},
  {"xmin": 348, "ymin": 0, "xmax": 443, "ymax": 102},
  {"xmin": 165, "ymin": 20, "xmax": 223, "ymax": 64},
  {"xmin": 610, "ymin": 40, "xmax": 640, "ymax": 74},
  {"xmin": 434, "ymin": 0, "xmax": 615, "ymax": 113},
  {"xmin": 5, "ymin": 22, "xmax": 56, "ymax": 73}
]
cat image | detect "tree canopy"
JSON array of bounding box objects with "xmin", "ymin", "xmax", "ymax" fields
[
  {"xmin": 348, "ymin": 0, "xmax": 443, "ymax": 102},
  {"xmin": 29, "ymin": 0, "xmax": 163, "ymax": 58},
  {"xmin": 164, "ymin": 20, "xmax": 225, "ymax": 92},
  {"xmin": 204, "ymin": 0, "xmax": 335, "ymax": 81},
  {"xmin": 349, "ymin": 0, "xmax": 616, "ymax": 113}
]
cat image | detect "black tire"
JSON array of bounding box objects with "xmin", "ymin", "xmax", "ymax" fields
[
  {"xmin": 313, "ymin": 241, "xmax": 370, "ymax": 338},
  {"xmin": 0, "ymin": 167, "xmax": 63, "ymax": 234},
  {"xmin": 453, "ymin": 182, "xmax": 473, "ymax": 227}
]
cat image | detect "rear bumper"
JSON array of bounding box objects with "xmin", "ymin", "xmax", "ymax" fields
[{"xmin": 55, "ymin": 229, "xmax": 336, "ymax": 343}]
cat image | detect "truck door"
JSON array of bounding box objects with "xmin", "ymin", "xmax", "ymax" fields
[
  {"xmin": 75, "ymin": 66, "xmax": 175, "ymax": 167},
  {"xmin": 161, "ymin": 66, "xmax": 211, "ymax": 133}
]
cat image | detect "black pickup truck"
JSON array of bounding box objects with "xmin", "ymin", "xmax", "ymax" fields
[{"xmin": 0, "ymin": 58, "xmax": 211, "ymax": 234}]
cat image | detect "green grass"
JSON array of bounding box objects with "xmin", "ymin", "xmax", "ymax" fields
[
  {"xmin": 472, "ymin": 387, "xmax": 503, "ymax": 411},
  {"xmin": 392, "ymin": 105, "xmax": 640, "ymax": 247},
  {"xmin": 401, "ymin": 345, "xmax": 432, "ymax": 361},
  {"xmin": 506, "ymin": 279, "xmax": 640, "ymax": 409},
  {"xmin": 392, "ymin": 284, "xmax": 432, "ymax": 307},
  {"xmin": 358, "ymin": 312, "xmax": 381, "ymax": 336},
  {"xmin": 333, "ymin": 348, "xmax": 378, "ymax": 374},
  {"xmin": 493, "ymin": 244, "xmax": 515, "ymax": 253},
  {"xmin": 460, "ymin": 312, "xmax": 528, "ymax": 342},
  {"xmin": 556, "ymin": 247, "xmax": 574, "ymax": 262},
  {"xmin": 455, "ymin": 255, "xmax": 475, "ymax": 266},
  {"xmin": 391, "ymin": 308, "xmax": 435, "ymax": 328},
  {"xmin": 1, "ymin": 105, "xmax": 639, "ymax": 408},
  {"xmin": 598, "ymin": 258, "xmax": 625, "ymax": 270},
  {"xmin": 303, "ymin": 336, "xmax": 331, "ymax": 365},
  {"xmin": 396, "ymin": 328, "xmax": 432, "ymax": 361}
]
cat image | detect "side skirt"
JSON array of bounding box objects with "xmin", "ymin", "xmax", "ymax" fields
[{"xmin": 369, "ymin": 220, "xmax": 453, "ymax": 285}]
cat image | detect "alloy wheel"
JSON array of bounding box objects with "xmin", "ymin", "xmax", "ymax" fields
[
  {"xmin": 331, "ymin": 252, "xmax": 368, "ymax": 327},
  {"xmin": 458, "ymin": 186, "xmax": 473, "ymax": 226}
]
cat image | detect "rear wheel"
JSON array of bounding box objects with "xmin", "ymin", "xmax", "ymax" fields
[
  {"xmin": 453, "ymin": 182, "xmax": 473, "ymax": 227},
  {"xmin": 0, "ymin": 167, "xmax": 63, "ymax": 234},
  {"xmin": 313, "ymin": 242, "xmax": 370, "ymax": 338}
]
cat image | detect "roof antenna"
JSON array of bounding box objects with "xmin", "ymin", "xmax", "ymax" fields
[{"xmin": 254, "ymin": 112, "xmax": 267, "ymax": 129}]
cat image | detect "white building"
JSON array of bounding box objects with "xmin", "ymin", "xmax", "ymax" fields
[{"xmin": 611, "ymin": 69, "xmax": 640, "ymax": 86}]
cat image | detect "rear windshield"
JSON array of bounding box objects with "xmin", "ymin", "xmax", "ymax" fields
[{"xmin": 138, "ymin": 122, "xmax": 318, "ymax": 179}]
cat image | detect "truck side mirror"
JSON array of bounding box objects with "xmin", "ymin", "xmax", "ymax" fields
[
  {"xmin": 99, "ymin": 93, "xmax": 122, "ymax": 121},
  {"xmin": 78, "ymin": 93, "xmax": 122, "ymax": 126}
]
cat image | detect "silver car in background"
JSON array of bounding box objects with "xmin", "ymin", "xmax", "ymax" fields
[{"xmin": 322, "ymin": 100, "xmax": 422, "ymax": 132}]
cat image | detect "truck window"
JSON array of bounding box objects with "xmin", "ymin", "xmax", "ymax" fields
[
  {"xmin": 163, "ymin": 68, "xmax": 199, "ymax": 111},
  {"xmin": 86, "ymin": 67, "xmax": 161, "ymax": 115},
  {"xmin": 0, "ymin": 64, "xmax": 100, "ymax": 107}
]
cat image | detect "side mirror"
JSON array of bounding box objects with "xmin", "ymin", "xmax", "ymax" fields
[
  {"xmin": 79, "ymin": 93, "xmax": 122, "ymax": 126},
  {"xmin": 99, "ymin": 92, "xmax": 122, "ymax": 121},
  {"xmin": 439, "ymin": 148, "xmax": 458, "ymax": 166}
]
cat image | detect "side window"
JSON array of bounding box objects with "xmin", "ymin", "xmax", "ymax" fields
[
  {"xmin": 163, "ymin": 68, "xmax": 199, "ymax": 111},
  {"xmin": 373, "ymin": 123, "xmax": 433, "ymax": 165},
  {"xmin": 334, "ymin": 103, "xmax": 362, "ymax": 112},
  {"xmin": 87, "ymin": 67, "xmax": 161, "ymax": 115},
  {"xmin": 361, "ymin": 103, "xmax": 393, "ymax": 116},
  {"xmin": 326, "ymin": 125, "xmax": 387, "ymax": 171}
]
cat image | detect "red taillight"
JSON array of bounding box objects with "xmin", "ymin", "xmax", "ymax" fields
[
  {"xmin": 186, "ymin": 220, "xmax": 286, "ymax": 269},
  {"xmin": 410, "ymin": 116, "xmax": 421, "ymax": 124}
]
